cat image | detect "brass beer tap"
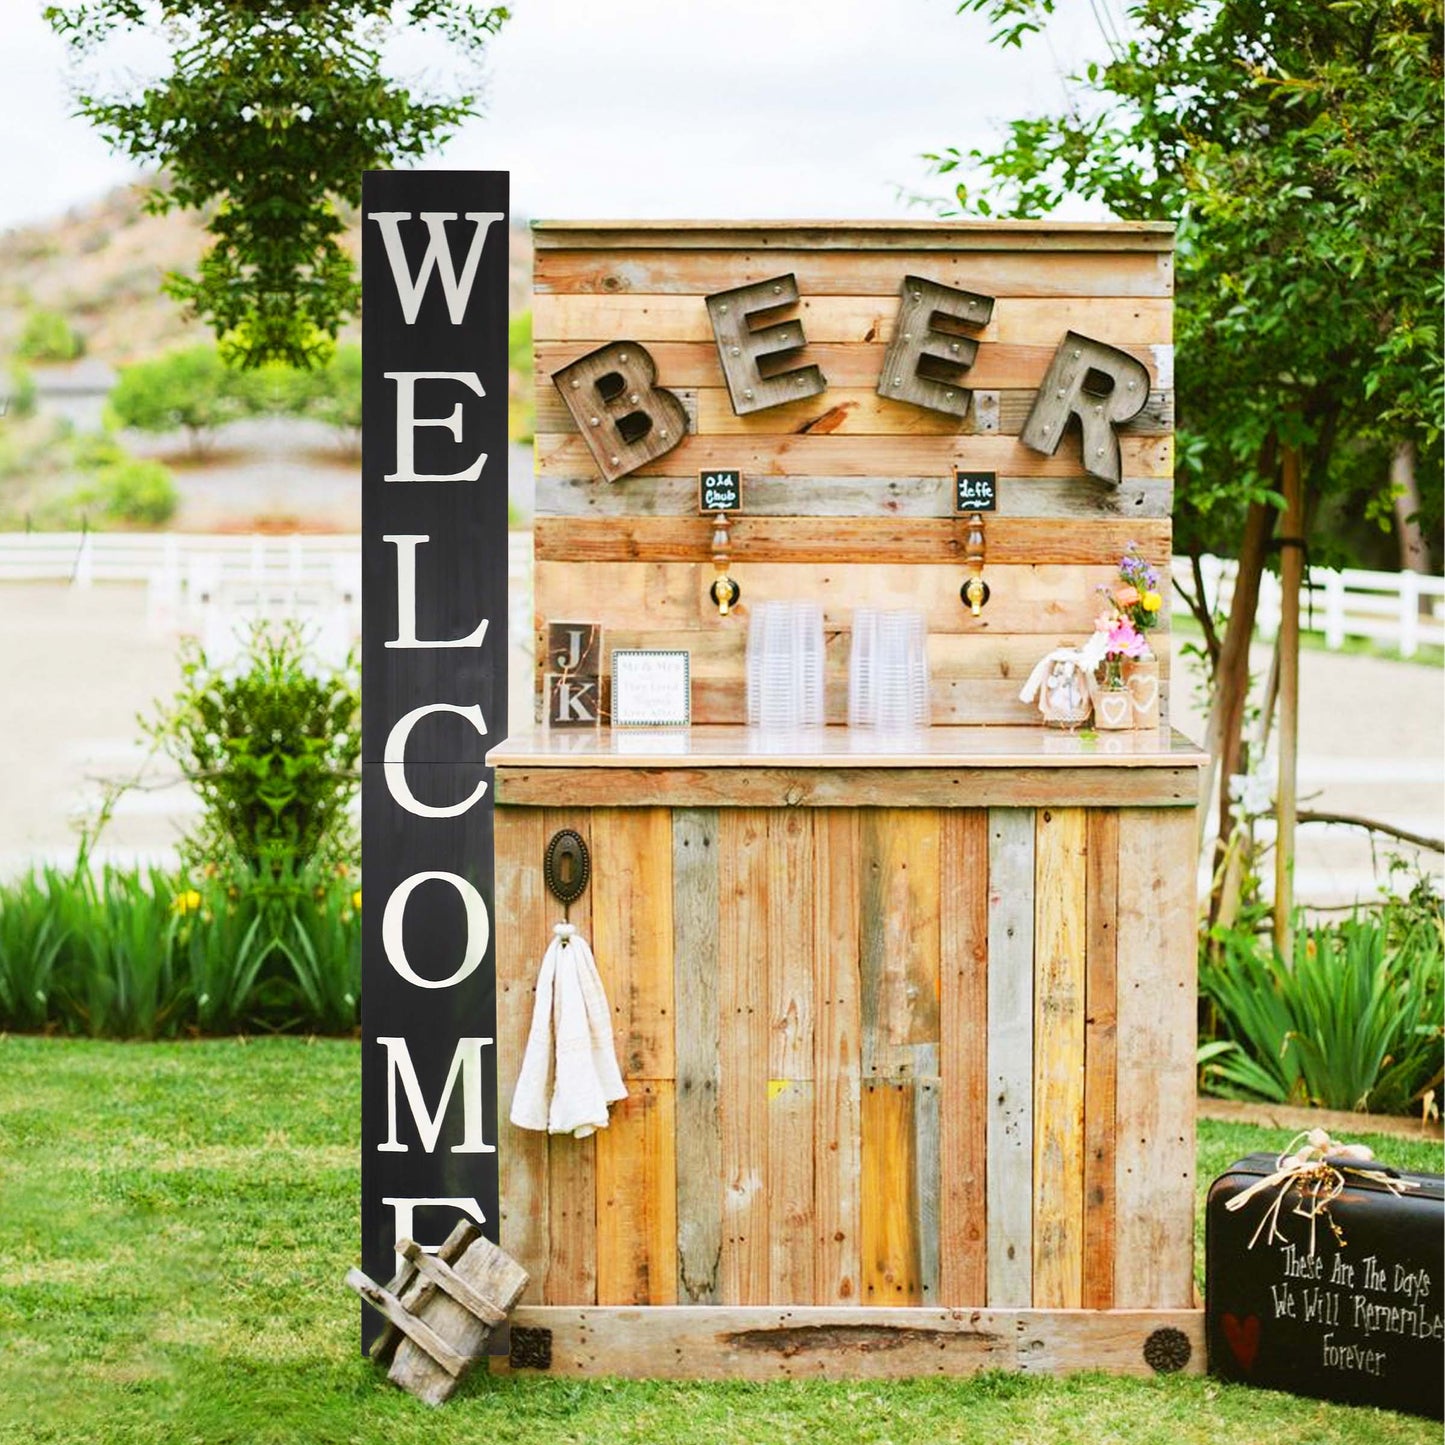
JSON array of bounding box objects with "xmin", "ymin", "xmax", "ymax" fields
[
  {"xmin": 960, "ymin": 511, "xmax": 990, "ymax": 616},
  {"xmin": 708, "ymin": 510, "xmax": 740, "ymax": 615}
]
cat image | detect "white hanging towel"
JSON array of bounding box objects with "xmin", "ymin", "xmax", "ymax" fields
[{"xmin": 510, "ymin": 922, "xmax": 628, "ymax": 1138}]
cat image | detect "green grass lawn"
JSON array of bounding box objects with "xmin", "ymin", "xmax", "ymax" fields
[{"xmin": 1, "ymin": 1036, "xmax": 1439, "ymax": 1445}]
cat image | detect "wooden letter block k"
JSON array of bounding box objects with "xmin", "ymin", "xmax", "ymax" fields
[{"xmin": 552, "ymin": 341, "xmax": 688, "ymax": 482}]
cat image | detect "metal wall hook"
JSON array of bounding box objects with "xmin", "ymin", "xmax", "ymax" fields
[{"xmin": 544, "ymin": 829, "xmax": 591, "ymax": 923}]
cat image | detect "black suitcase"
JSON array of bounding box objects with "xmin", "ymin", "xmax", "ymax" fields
[{"xmin": 1206, "ymin": 1150, "xmax": 1444, "ymax": 1418}]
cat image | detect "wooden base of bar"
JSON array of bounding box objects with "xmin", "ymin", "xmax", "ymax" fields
[{"xmin": 501, "ymin": 1305, "xmax": 1204, "ymax": 1381}]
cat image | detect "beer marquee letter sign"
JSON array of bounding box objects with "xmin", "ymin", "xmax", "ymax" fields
[
  {"xmin": 360, "ymin": 171, "xmax": 509, "ymax": 1348},
  {"xmin": 553, "ymin": 271, "xmax": 1150, "ymax": 485}
]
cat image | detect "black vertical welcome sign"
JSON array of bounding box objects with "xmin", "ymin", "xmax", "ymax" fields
[{"xmin": 360, "ymin": 170, "xmax": 509, "ymax": 1347}]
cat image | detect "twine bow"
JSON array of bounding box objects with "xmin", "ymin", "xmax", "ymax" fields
[{"xmin": 1224, "ymin": 1127, "xmax": 1419, "ymax": 1255}]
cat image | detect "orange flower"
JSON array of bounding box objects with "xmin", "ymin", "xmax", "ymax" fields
[{"xmin": 1114, "ymin": 584, "xmax": 1140, "ymax": 607}]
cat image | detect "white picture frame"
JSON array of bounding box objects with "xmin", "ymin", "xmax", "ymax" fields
[{"xmin": 611, "ymin": 649, "xmax": 691, "ymax": 728}]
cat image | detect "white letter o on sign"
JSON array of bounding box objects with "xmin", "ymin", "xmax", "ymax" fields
[{"xmin": 381, "ymin": 871, "xmax": 490, "ymax": 990}]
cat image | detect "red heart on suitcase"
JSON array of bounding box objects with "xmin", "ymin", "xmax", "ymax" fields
[{"xmin": 1221, "ymin": 1312, "xmax": 1260, "ymax": 1372}]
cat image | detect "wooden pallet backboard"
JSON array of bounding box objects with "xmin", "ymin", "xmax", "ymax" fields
[{"xmin": 531, "ymin": 220, "xmax": 1174, "ymax": 728}]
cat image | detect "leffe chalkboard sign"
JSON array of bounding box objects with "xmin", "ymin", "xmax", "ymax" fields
[
  {"xmin": 1207, "ymin": 1153, "xmax": 1444, "ymax": 1418},
  {"xmin": 954, "ymin": 469, "xmax": 997, "ymax": 513},
  {"xmin": 360, "ymin": 171, "xmax": 509, "ymax": 1351}
]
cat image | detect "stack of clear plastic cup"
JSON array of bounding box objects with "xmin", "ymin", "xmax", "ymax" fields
[
  {"xmin": 848, "ymin": 608, "xmax": 929, "ymax": 729},
  {"xmin": 746, "ymin": 601, "xmax": 825, "ymax": 728}
]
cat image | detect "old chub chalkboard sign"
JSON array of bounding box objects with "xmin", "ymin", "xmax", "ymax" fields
[
  {"xmin": 1207, "ymin": 1153, "xmax": 1444, "ymax": 1417},
  {"xmin": 360, "ymin": 171, "xmax": 510, "ymax": 1350}
]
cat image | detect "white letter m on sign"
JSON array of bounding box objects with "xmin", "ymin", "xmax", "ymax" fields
[
  {"xmin": 376, "ymin": 1036, "xmax": 495, "ymax": 1153},
  {"xmin": 368, "ymin": 211, "xmax": 504, "ymax": 325}
]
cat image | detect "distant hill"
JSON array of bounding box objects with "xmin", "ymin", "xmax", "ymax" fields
[{"xmin": 0, "ymin": 180, "xmax": 534, "ymax": 368}]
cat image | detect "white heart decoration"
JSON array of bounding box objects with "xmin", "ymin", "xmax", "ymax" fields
[
  {"xmin": 1128, "ymin": 673, "xmax": 1159, "ymax": 713},
  {"xmin": 1096, "ymin": 690, "xmax": 1133, "ymax": 729}
]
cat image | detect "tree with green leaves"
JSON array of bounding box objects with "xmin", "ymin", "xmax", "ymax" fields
[
  {"xmin": 46, "ymin": 2, "xmax": 509, "ymax": 369},
  {"xmin": 108, "ymin": 344, "xmax": 258, "ymax": 454},
  {"xmin": 929, "ymin": 0, "xmax": 1443, "ymax": 928}
]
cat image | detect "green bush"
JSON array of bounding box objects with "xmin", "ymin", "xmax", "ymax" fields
[
  {"xmin": 143, "ymin": 622, "xmax": 360, "ymax": 877},
  {"xmin": 1200, "ymin": 894, "xmax": 1445, "ymax": 1114},
  {"xmin": 76, "ymin": 455, "xmax": 179, "ymax": 526},
  {"xmin": 3, "ymin": 363, "xmax": 37, "ymax": 420},
  {"xmin": 108, "ymin": 344, "xmax": 254, "ymax": 452},
  {"xmin": 15, "ymin": 308, "xmax": 84, "ymax": 362}
]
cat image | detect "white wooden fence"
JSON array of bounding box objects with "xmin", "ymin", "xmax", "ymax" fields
[
  {"xmin": 0, "ymin": 534, "xmax": 1435, "ymax": 659},
  {"xmin": 0, "ymin": 531, "xmax": 533, "ymax": 665},
  {"xmin": 1172, "ymin": 554, "xmax": 1445, "ymax": 658}
]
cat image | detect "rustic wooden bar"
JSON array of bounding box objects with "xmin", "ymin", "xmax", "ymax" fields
[
  {"xmin": 492, "ymin": 218, "xmax": 1205, "ymax": 1379},
  {"xmin": 489, "ymin": 727, "xmax": 1207, "ymax": 1375}
]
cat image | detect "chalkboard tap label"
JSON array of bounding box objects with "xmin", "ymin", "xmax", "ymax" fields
[
  {"xmin": 955, "ymin": 470, "xmax": 997, "ymax": 513},
  {"xmin": 700, "ymin": 468, "xmax": 742, "ymax": 513}
]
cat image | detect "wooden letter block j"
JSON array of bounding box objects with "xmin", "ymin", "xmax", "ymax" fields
[{"xmin": 552, "ymin": 342, "xmax": 688, "ymax": 482}]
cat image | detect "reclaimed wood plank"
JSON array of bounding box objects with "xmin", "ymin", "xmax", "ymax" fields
[
  {"xmin": 939, "ymin": 809, "xmax": 989, "ymax": 1306},
  {"xmin": 813, "ymin": 808, "xmax": 863, "ymax": 1305},
  {"xmin": 763, "ymin": 808, "xmax": 815, "ymax": 1303},
  {"xmin": 532, "ymin": 219, "xmax": 1175, "ymax": 251},
  {"xmin": 687, "ymin": 674, "xmax": 1173, "ymax": 729},
  {"xmin": 533, "ymin": 293, "xmax": 1171, "ymax": 347},
  {"xmin": 589, "ymin": 807, "xmax": 675, "ymax": 1079},
  {"xmin": 767, "ymin": 1078, "xmax": 816, "ymax": 1303},
  {"xmin": 533, "ymin": 516, "xmax": 1172, "ymax": 568},
  {"xmin": 592, "ymin": 628, "xmax": 1171, "ymax": 689},
  {"xmin": 673, "ymin": 808, "xmax": 723, "ymax": 1305},
  {"xmin": 986, "ymin": 807, "xmax": 1034, "ymax": 1308},
  {"xmin": 718, "ymin": 807, "xmax": 771, "ymax": 1304},
  {"xmin": 494, "ymin": 765, "xmax": 1206, "ymax": 812},
  {"xmin": 536, "ymin": 472, "xmax": 1174, "ymax": 520},
  {"xmin": 861, "ymin": 1079, "xmax": 922, "ymax": 1305},
  {"xmin": 859, "ymin": 809, "xmax": 941, "ymax": 1078},
  {"xmin": 595, "ymin": 1080, "xmax": 678, "ymax": 1305},
  {"xmin": 493, "ymin": 806, "xmax": 550, "ymax": 1302},
  {"xmin": 535, "ymin": 561, "xmax": 1160, "ymax": 637},
  {"xmin": 542, "ymin": 810, "xmax": 597, "ymax": 1306},
  {"xmin": 536, "ymin": 385, "xmax": 1173, "ymax": 438},
  {"xmin": 535, "ymin": 247, "xmax": 1174, "ymax": 297},
  {"xmin": 1114, "ymin": 807, "xmax": 1198, "ymax": 1309},
  {"xmin": 535, "ymin": 432, "xmax": 1174, "ymax": 481},
  {"xmin": 913, "ymin": 1075, "xmax": 942, "ymax": 1305},
  {"xmin": 1031, "ymin": 806, "xmax": 1088, "ymax": 1309},
  {"xmin": 536, "ymin": 340, "xmax": 1171, "ymax": 392},
  {"xmin": 1083, "ymin": 808, "xmax": 1120, "ymax": 1310},
  {"xmin": 506, "ymin": 1303, "xmax": 1205, "ymax": 1380}
]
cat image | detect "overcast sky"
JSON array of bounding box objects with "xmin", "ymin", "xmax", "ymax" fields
[{"xmin": 0, "ymin": 0, "xmax": 1118, "ymax": 232}]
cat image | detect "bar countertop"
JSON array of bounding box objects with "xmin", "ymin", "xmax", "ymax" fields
[{"xmin": 486, "ymin": 725, "xmax": 1209, "ymax": 771}]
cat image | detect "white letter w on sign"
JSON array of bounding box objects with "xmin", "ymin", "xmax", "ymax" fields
[{"xmin": 368, "ymin": 211, "xmax": 504, "ymax": 325}]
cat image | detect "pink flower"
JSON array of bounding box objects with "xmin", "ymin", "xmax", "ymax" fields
[{"xmin": 1107, "ymin": 618, "xmax": 1148, "ymax": 658}]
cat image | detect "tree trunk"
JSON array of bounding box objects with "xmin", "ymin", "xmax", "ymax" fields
[
  {"xmin": 1199, "ymin": 492, "xmax": 1276, "ymax": 907},
  {"xmin": 1392, "ymin": 440, "xmax": 1430, "ymax": 573},
  {"xmin": 1273, "ymin": 445, "xmax": 1305, "ymax": 959}
]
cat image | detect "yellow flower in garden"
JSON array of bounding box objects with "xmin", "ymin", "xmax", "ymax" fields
[
  {"xmin": 172, "ymin": 888, "xmax": 203, "ymax": 915},
  {"xmin": 352, "ymin": 889, "xmax": 362, "ymax": 911},
  {"xmin": 1142, "ymin": 590, "xmax": 1162, "ymax": 612}
]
